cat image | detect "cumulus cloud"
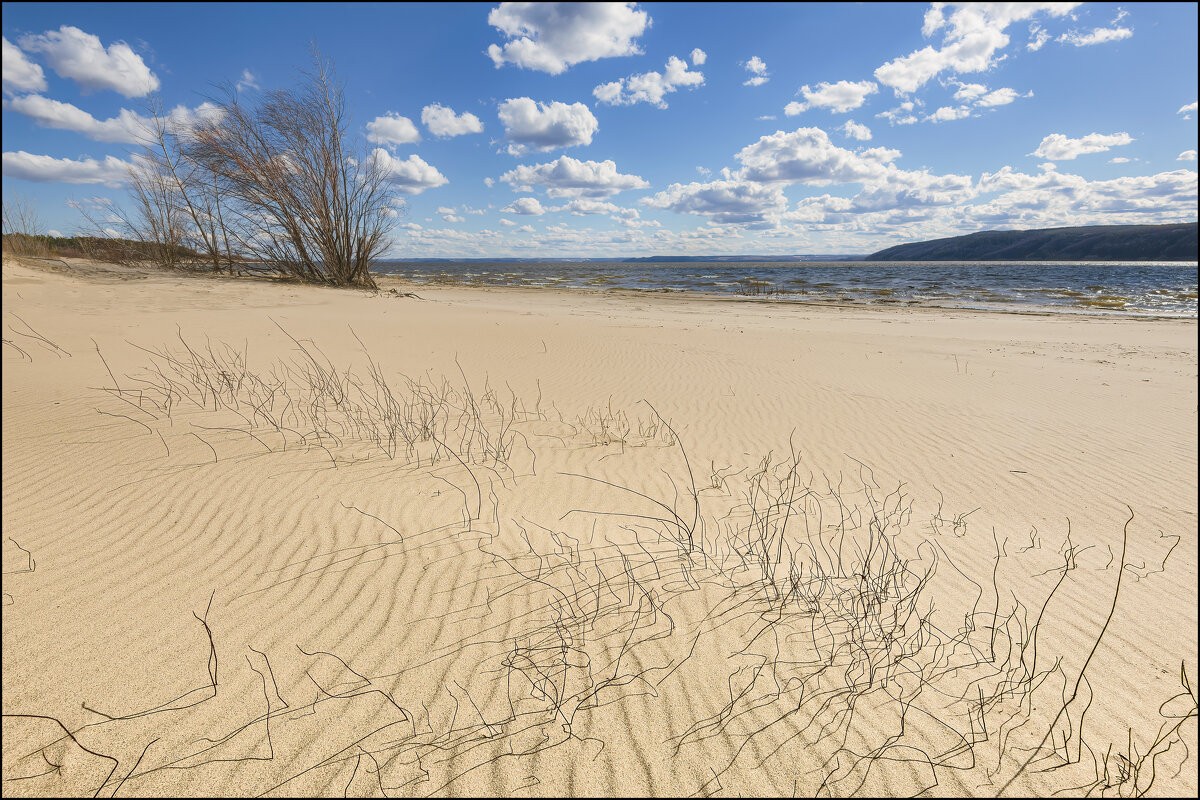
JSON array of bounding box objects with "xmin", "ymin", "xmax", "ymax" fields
[
  {"xmin": 1031, "ymin": 132, "xmax": 1134, "ymax": 160},
  {"xmin": 742, "ymin": 56, "xmax": 769, "ymax": 87},
  {"xmin": 735, "ymin": 127, "xmax": 898, "ymax": 185},
  {"xmin": 499, "ymin": 155, "xmax": 648, "ymax": 198},
  {"xmin": 690, "ymin": 47, "xmax": 707, "ymax": 66},
  {"xmin": 2, "ymin": 149, "xmax": 132, "ymax": 185},
  {"xmin": 3, "ymin": 36, "xmax": 46, "ymax": 95},
  {"xmin": 977, "ymin": 87, "xmax": 1026, "ymax": 106},
  {"xmin": 1179, "ymin": 150, "xmax": 1198, "ymax": 162},
  {"xmin": 592, "ymin": 55, "xmax": 704, "ymax": 108},
  {"xmin": 926, "ymin": 105, "xmax": 972, "ymax": 123},
  {"xmin": 4, "ymin": 94, "xmax": 153, "ymax": 143},
  {"xmin": 642, "ymin": 178, "xmax": 788, "ymax": 226},
  {"xmin": 874, "ymin": 4, "xmax": 1078, "ymax": 94},
  {"xmin": 785, "ymin": 80, "xmax": 877, "ymax": 114},
  {"xmin": 1108, "ymin": 157, "xmax": 1131, "ymax": 164},
  {"xmin": 970, "ymin": 166, "xmax": 1196, "ymax": 227},
  {"xmin": 18, "ymin": 25, "xmax": 159, "ymax": 97},
  {"xmin": 840, "ymin": 120, "xmax": 872, "ymax": 141},
  {"xmin": 953, "ymin": 82, "xmax": 987, "ymax": 102},
  {"xmin": 366, "ymin": 112, "xmax": 421, "ymax": 146},
  {"xmin": 497, "ymin": 97, "xmax": 598, "ymax": 155},
  {"xmin": 1058, "ymin": 26, "xmax": 1133, "ymax": 47},
  {"xmin": 372, "ymin": 149, "xmax": 448, "ymax": 194},
  {"xmin": 502, "ymin": 196, "xmax": 547, "ymax": 215},
  {"xmin": 1178, "ymin": 101, "xmax": 1197, "ymax": 120},
  {"xmin": 421, "ymin": 103, "xmax": 483, "ymax": 137},
  {"xmin": 1, "ymin": 94, "xmax": 218, "ymax": 142},
  {"xmin": 487, "ymin": 2, "xmax": 648, "ymax": 74},
  {"xmin": 556, "ymin": 198, "xmax": 638, "ymax": 217}
]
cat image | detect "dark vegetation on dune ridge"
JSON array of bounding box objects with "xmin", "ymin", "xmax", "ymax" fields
[
  {"xmin": 866, "ymin": 223, "xmax": 1198, "ymax": 262},
  {"xmin": 2, "ymin": 327, "xmax": 1196, "ymax": 796}
]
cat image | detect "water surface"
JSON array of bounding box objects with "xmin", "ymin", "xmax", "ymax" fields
[{"xmin": 376, "ymin": 261, "xmax": 1199, "ymax": 318}]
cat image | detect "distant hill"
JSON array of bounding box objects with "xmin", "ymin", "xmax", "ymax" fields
[{"xmin": 866, "ymin": 223, "xmax": 1198, "ymax": 261}]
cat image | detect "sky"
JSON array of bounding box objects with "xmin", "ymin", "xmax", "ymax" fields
[{"xmin": 2, "ymin": 1, "xmax": 1197, "ymax": 258}]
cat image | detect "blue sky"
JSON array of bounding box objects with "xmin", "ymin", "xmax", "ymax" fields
[{"xmin": 2, "ymin": 2, "xmax": 1197, "ymax": 257}]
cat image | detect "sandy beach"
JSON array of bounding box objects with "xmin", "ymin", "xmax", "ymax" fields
[{"xmin": 3, "ymin": 255, "xmax": 1197, "ymax": 796}]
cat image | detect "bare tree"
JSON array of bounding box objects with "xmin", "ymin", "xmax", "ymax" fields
[
  {"xmin": 187, "ymin": 51, "xmax": 396, "ymax": 287},
  {"xmin": 138, "ymin": 98, "xmax": 236, "ymax": 274},
  {"xmin": 72, "ymin": 98, "xmax": 234, "ymax": 273}
]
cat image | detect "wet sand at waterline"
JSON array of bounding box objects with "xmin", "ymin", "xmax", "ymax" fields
[{"xmin": 3, "ymin": 255, "xmax": 1196, "ymax": 796}]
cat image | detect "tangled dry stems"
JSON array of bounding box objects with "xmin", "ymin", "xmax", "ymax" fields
[{"xmin": 3, "ymin": 333, "xmax": 1195, "ymax": 797}]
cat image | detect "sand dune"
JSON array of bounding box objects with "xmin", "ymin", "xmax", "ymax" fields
[{"xmin": 3, "ymin": 256, "xmax": 1196, "ymax": 796}]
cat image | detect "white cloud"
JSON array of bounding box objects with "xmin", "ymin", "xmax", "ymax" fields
[
  {"xmin": 1108, "ymin": 157, "xmax": 1131, "ymax": 164},
  {"xmin": 165, "ymin": 101, "xmax": 224, "ymax": 131},
  {"xmin": 1179, "ymin": 150, "xmax": 1198, "ymax": 162},
  {"xmin": 1058, "ymin": 26, "xmax": 1133, "ymax": 47},
  {"xmin": 487, "ymin": 2, "xmax": 648, "ymax": 74},
  {"xmin": 592, "ymin": 55, "xmax": 704, "ymax": 108},
  {"xmin": 484, "ymin": 177, "xmax": 495, "ymax": 187},
  {"xmin": 786, "ymin": 80, "xmax": 877, "ymax": 114},
  {"xmin": 876, "ymin": 101, "xmax": 918, "ymax": 126},
  {"xmin": 556, "ymin": 198, "xmax": 638, "ymax": 217},
  {"xmin": 1178, "ymin": 101, "xmax": 1197, "ymax": 120},
  {"xmin": 442, "ymin": 214, "xmax": 465, "ymax": 223},
  {"xmin": 421, "ymin": 103, "xmax": 484, "ymax": 137},
  {"xmin": 2, "ymin": 36, "xmax": 46, "ymax": 95},
  {"xmin": 1027, "ymin": 24, "xmax": 1050, "ymax": 51},
  {"xmin": 18, "ymin": 25, "xmax": 159, "ymax": 97},
  {"xmin": 499, "ymin": 217, "xmax": 516, "ymax": 226},
  {"xmin": 499, "ymin": 155, "xmax": 648, "ymax": 198},
  {"xmin": 874, "ymin": 4, "xmax": 1078, "ymax": 94},
  {"xmin": 502, "ymin": 197, "xmax": 546, "ymax": 215},
  {"xmin": 236, "ymin": 69, "xmax": 259, "ymax": 92},
  {"xmin": 977, "ymin": 87, "xmax": 1025, "ymax": 106},
  {"xmin": 3, "ymin": 95, "xmax": 219, "ymax": 143},
  {"xmin": 497, "ymin": 97, "xmax": 598, "ymax": 154},
  {"xmin": 2, "ymin": 150, "xmax": 132, "ymax": 185},
  {"xmin": 1031, "ymin": 132, "xmax": 1134, "ymax": 160},
  {"xmin": 4, "ymin": 94, "xmax": 153, "ymax": 143},
  {"xmin": 920, "ymin": 83, "xmax": 1030, "ymax": 123},
  {"xmin": 742, "ymin": 56, "xmax": 769, "ymax": 86},
  {"xmin": 642, "ymin": 178, "xmax": 788, "ymax": 226},
  {"xmin": 969, "ymin": 167, "xmax": 1196, "ymax": 227},
  {"xmin": 690, "ymin": 47, "xmax": 707, "ymax": 66},
  {"xmin": 371, "ymin": 149, "xmax": 448, "ymax": 194},
  {"xmin": 953, "ymin": 82, "xmax": 987, "ymax": 101},
  {"xmin": 926, "ymin": 105, "xmax": 972, "ymax": 123},
  {"xmin": 840, "ymin": 120, "xmax": 872, "ymax": 141},
  {"xmin": 366, "ymin": 113, "xmax": 421, "ymax": 146},
  {"xmin": 735, "ymin": 127, "xmax": 897, "ymax": 185}
]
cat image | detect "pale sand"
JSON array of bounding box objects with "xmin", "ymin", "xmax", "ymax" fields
[{"xmin": 3, "ymin": 256, "xmax": 1196, "ymax": 796}]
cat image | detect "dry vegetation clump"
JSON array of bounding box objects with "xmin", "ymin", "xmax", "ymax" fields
[{"xmin": 3, "ymin": 333, "xmax": 1195, "ymax": 797}]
